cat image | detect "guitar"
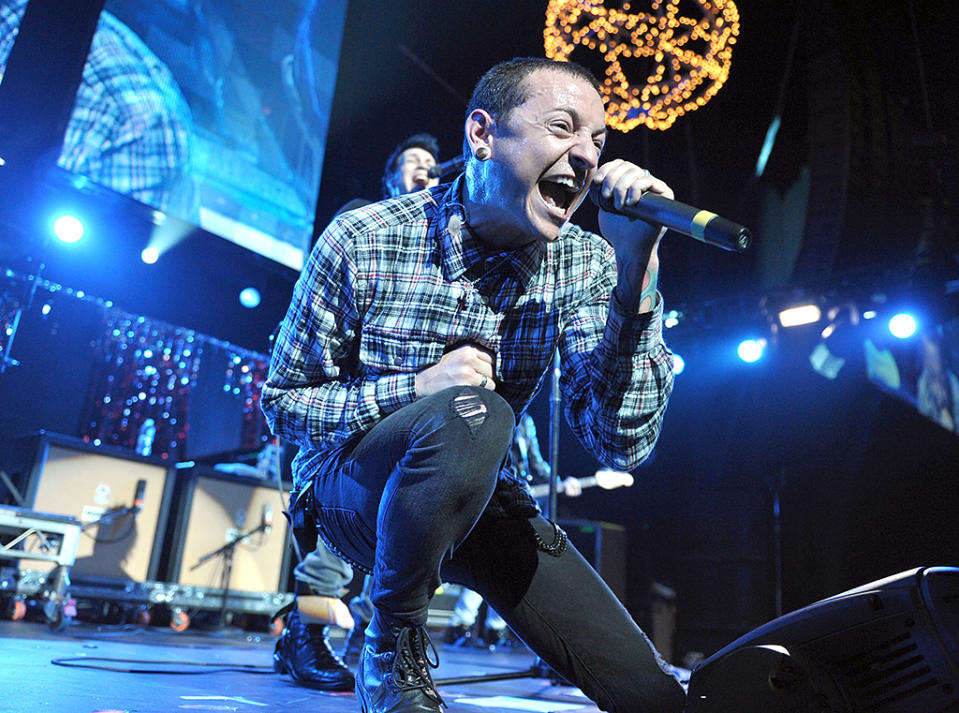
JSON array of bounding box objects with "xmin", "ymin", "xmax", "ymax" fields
[{"xmin": 527, "ymin": 469, "xmax": 634, "ymax": 499}]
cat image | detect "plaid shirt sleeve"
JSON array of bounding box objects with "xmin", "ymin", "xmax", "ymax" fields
[
  {"xmin": 558, "ymin": 231, "xmax": 674, "ymax": 472},
  {"xmin": 260, "ymin": 215, "xmax": 418, "ymax": 452}
]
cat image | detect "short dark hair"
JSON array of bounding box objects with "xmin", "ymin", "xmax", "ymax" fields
[
  {"xmin": 382, "ymin": 133, "xmax": 440, "ymax": 198},
  {"xmin": 463, "ymin": 58, "xmax": 602, "ymax": 158}
]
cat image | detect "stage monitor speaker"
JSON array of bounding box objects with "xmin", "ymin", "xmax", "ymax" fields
[
  {"xmin": 686, "ymin": 566, "xmax": 959, "ymax": 713},
  {"xmin": 558, "ymin": 518, "xmax": 627, "ymax": 601},
  {"xmin": 166, "ymin": 467, "xmax": 291, "ymax": 594},
  {"xmin": 19, "ymin": 431, "xmax": 175, "ymax": 582}
]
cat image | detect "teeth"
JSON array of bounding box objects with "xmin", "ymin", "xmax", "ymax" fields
[{"xmin": 552, "ymin": 176, "xmax": 580, "ymax": 192}]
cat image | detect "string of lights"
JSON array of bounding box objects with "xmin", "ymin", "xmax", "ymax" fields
[
  {"xmin": 81, "ymin": 312, "xmax": 270, "ymax": 461},
  {"xmin": 0, "ymin": 268, "xmax": 270, "ymax": 461},
  {"xmin": 544, "ymin": 0, "xmax": 741, "ymax": 131}
]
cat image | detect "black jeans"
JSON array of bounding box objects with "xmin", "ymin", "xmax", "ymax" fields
[{"xmin": 311, "ymin": 386, "xmax": 685, "ymax": 713}]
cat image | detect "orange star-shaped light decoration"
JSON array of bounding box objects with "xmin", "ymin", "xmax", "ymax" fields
[{"xmin": 544, "ymin": 0, "xmax": 741, "ymax": 131}]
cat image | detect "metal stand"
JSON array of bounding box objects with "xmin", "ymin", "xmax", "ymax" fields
[
  {"xmin": 764, "ymin": 465, "xmax": 786, "ymax": 618},
  {"xmin": 190, "ymin": 520, "xmax": 270, "ymax": 628},
  {"xmin": 435, "ymin": 349, "xmax": 566, "ymax": 687},
  {"xmin": 0, "ymin": 255, "xmax": 48, "ymax": 377},
  {"xmin": 0, "ymin": 504, "xmax": 81, "ymax": 629}
]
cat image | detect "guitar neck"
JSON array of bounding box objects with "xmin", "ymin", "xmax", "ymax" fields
[{"xmin": 528, "ymin": 475, "xmax": 599, "ymax": 499}]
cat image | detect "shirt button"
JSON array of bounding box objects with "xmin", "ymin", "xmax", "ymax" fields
[{"xmin": 393, "ymin": 356, "xmax": 403, "ymax": 366}]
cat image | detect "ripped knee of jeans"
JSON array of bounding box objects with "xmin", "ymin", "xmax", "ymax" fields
[{"xmin": 451, "ymin": 390, "xmax": 488, "ymax": 436}]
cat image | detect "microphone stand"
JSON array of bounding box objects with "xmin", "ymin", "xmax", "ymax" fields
[
  {"xmin": 435, "ymin": 349, "xmax": 564, "ymax": 686},
  {"xmin": 0, "ymin": 263, "xmax": 44, "ymax": 376},
  {"xmin": 80, "ymin": 505, "xmax": 139, "ymax": 531},
  {"xmin": 190, "ymin": 520, "xmax": 269, "ymax": 629}
]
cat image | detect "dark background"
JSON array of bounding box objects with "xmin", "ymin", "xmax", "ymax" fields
[{"xmin": 1, "ymin": 0, "xmax": 958, "ymax": 663}]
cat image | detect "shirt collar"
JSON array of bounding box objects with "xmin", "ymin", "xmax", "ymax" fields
[{"xmin": 436, "ymin": 175, "xmax": 545, "ymax": 290}]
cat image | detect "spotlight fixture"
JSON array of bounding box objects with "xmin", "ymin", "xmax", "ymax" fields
[
  {"xmin": 672, "ymin": 353, "xmax": 686, "ymax": 374},
  {"xmin": 809, "ymin": 302, "xmax": 861, "ymax": 380},
  {"xmin": 737, "ymin": 338, "xmax": 766, "ymax": 363},
  {"xmin": 778, "ymin": 304, "xmax": 821, "ymax": 328},
  {"xmin": 808, "ymin": 342, "xmax": 844, "ymax": 380},
  {"xmin": 53, "ymin": 214, "xmax": 85, "ymax": 243},
  {"xmin": 239, "ymin": 287, "xmax": 261, "ymax": 309},
  {"xmin": 664, "ymin": 309, "xmax": 682, "ymax": 329},
  {"xmin": 888, "ymin": 313, "xmax": 918, "ymax": 339}
]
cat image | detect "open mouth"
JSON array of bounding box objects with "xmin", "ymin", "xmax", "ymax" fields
[{"xmin": 538, "ymin": 176, "xmax": 583, "ymax": 217}]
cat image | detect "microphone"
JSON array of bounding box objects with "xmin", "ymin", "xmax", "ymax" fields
[
  {"xmin": 591, "ymin": 190, "xmax": 752, "ymax": 253},
  {"xmin": 132, "ymin": 479, "xmax": 147, "ymax": 515},
  {"xmin": 428, "ymin": 155, "xmax": 465, "ymax": 179},
  {"xmin": 261, "ymin": 502, "xmax": 273, "ymax": 534}
]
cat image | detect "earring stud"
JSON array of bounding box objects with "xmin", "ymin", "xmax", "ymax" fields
[{"xmin": 474, "ymin": 146, "xmax": 491, "ymax": 161}]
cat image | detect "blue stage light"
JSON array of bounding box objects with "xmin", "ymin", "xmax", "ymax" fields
[
  {"xmin": 141, "ymin": 247, "xmax": 159, "ymax": 264},
  {"xmin": 53, "ymin": 215, "xmax": 84, "ymax": 243},
  {"xmin": 239, "ymin": 287, "xmax": 261, "ymax": 309},
  {"xmin": 737, "ymin": 338, "xmax": 766, "ymax": 363},
  {"xmin": 888, "ymin": 312, "xmax": 917, "ymax": 339},
  {"xmin": 672, "ymin": 353, "xmax": 685, "ymax": 375}
]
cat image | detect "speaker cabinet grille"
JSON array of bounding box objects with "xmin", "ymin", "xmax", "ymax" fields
[
  {"xmin": 831, "ymin": 630, "xmax": 938, "ymax": 711},
  {"xmin": 21, "ymin": 433, "xmax": 174, "ymax": 582},
  {"xmin": 167, "ymin": 469, "xmax": 290, "ymax": 594}
]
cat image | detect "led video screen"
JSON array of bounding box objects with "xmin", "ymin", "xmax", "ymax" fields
[
  {"xmin": 0, "ymin": 0, "xmax": 347, "ymax": 271},
  {"xmin": 864, "ymin": 316, "xmax": 959, "ymax": 435}
]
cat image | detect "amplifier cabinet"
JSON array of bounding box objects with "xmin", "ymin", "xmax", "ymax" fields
[
  {"xmin": 165, "ymin": 467, "xmax": 292, "ymax": 595},
  {"xmin": 20, "ymin": 432, "xmax": 175, "ymax": 582},
  {"xmin": 558, "ymin": 518, "xmax": 627, "ymax": 601}
]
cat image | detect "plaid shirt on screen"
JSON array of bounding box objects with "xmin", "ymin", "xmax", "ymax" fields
[
  {"xmin": 1, "ymin": 0, "xmax": 194, "ymax": 215},
  {"xmin": 261, "ymin": 176, "xmax": 674, "ymax": 513}
]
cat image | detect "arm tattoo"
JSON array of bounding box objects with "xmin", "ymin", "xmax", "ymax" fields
[
  {"xmin": 616, "ymin": 258, "xmax": 657, "ymax": 313},
  {"xmin": 640, "ymin": 265, "xmax": 658, "ymax": 313}
]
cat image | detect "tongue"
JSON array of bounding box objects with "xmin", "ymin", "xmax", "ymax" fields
[{"xmin": 539, "ymin": 181, "xmax": 567, "ymax": 209}]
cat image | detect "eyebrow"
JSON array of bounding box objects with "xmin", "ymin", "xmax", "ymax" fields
[{"xmin": 556, "ymin": 105, "xmax": 607, "ymax": 140}]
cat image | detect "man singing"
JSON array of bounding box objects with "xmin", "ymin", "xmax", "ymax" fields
[{"xmin": 262, "ymin": 57, "xmax": 684, "ymax": 713}]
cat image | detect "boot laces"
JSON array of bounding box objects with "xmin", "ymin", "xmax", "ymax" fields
[
  {"xmin": 391, "ymin": 625, "xmax": 446, "ymax": 707},
  {"xmin": 305, "ymin": 622, "xmax": 343, "ymax": 666}
]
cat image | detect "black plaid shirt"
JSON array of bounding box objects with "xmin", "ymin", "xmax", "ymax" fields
[{"xmin": 262, "ymin": 177, "xmax": 673, "ymax": 515}]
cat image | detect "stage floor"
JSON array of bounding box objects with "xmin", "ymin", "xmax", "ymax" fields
[{"xmin": 0, "ymin": 619, "xmax": 602, "ymax": 713}]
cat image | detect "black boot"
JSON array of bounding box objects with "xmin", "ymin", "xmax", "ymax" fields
[
  {"xmin": 273, "ymin": 606, "xmax": 354, "ymax": 691},
  {"xmin": 356, "ymin": 611, "xmax": 446, "ymax": 713}
]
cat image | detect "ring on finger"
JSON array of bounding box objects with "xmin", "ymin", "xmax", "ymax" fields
[{"xmin": 479, "ymin": 374, "xmax": 488, "ymax": 389}]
